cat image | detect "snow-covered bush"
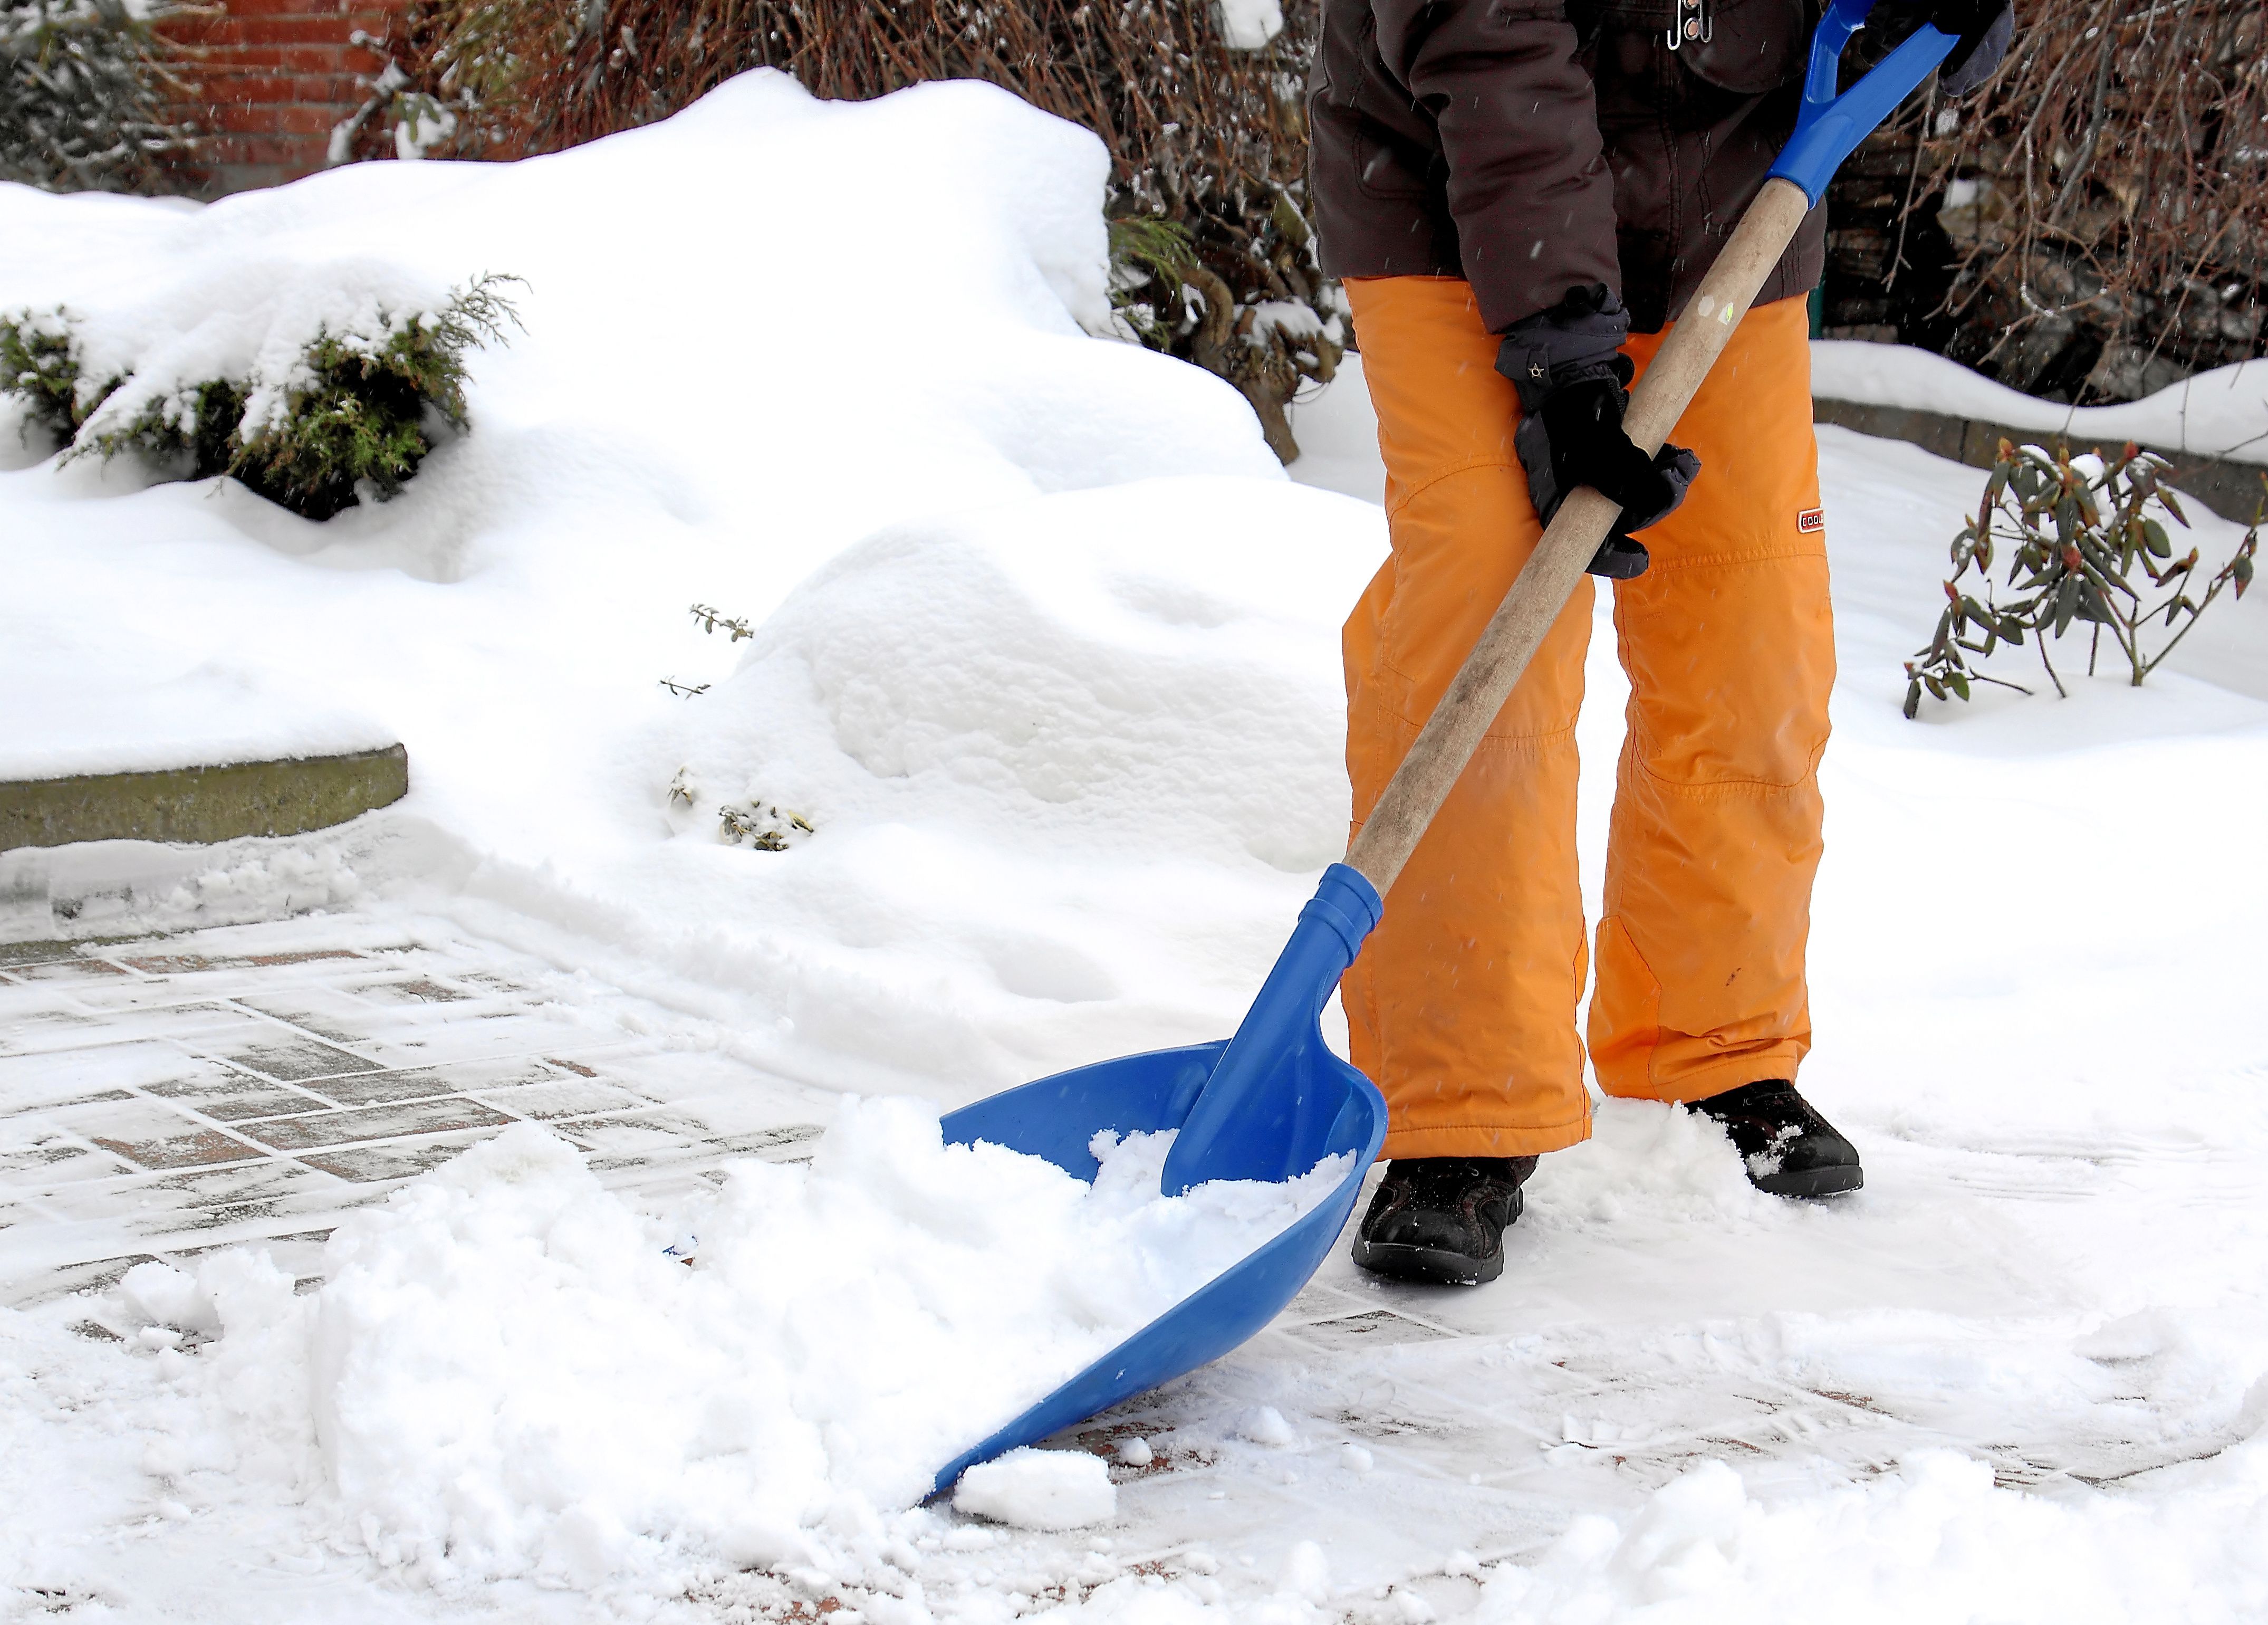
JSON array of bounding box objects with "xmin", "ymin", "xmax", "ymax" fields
[
  {"xmin": 1, "ymin": 0, "xmax": 192, "ymax": 192},
  {"xmin": 0, "ymin": 303, "xmax": 86, "ymax": 444},
  {"xmin": 217, "ymin": 273, "xmax": 521, "ymax": 518},
  {"xmin": 0, "ymin": 274, "xmax": 521, "ymax": 519},
  {"xmin": 1904, "ymin": 441, "xmax": 2262, "ymax": 714}
]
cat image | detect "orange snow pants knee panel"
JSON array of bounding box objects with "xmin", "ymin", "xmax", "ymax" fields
[{"xmin": 1339, "ymin": 278, "xmax": 1831, "ymax": 1158}]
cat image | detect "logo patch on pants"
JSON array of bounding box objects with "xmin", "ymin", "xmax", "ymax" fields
[{"xmin": 1797, "ymin": 506, "xmax": 1826, "ymax": 533}]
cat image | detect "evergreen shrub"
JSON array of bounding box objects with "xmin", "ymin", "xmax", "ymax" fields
[
  {"xmin": 0, "ymin": 306, "xmax": 91, "ymax": 443},
  {"xmin": 1, "ymin": 0, "xmax": 193, "ymax": 192},
  {"xmin": 0, "ymin": 274, "xmax": 522, "ymax": 520},
  {"xmin": 1904, "ymin": 440, "xmax": 2261, "ymax": 714}
]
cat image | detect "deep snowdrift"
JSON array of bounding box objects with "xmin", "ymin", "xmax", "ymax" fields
[{"xmin": 0, "ymin": 69, "xmax": 1365, "ymax": 1102}]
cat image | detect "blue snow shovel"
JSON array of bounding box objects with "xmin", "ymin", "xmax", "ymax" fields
[{"xmin": 929, "ymin": 0, "xmax": 1957, "ymax": 1496}]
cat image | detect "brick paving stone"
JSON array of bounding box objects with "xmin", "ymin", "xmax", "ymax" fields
[
  {"xmin": 143, "ymin": 1076, "xmax": 332, "ymax": 1121},
  {"xmin": 468, "ymin": 1078, "xmax": 643, "ymax": 1121},
  {"xmin": 349, "ymin": 975, "xmax": 471, "ymax": 1004},
  {"xmin": 7, "ymin": 1001, "xmax": 277, "ymax": 1058},
  {"xmin": 145, "ymin": 1158, "xmax": 337, "ymax": 1211},
  {"xmin": 118, "ymin": 950, "xmax": 366, "ymax": 975},
  {"xmin": 560, "ymin": 1109, "xmax": 711, "ymax": 1154},
  {"xmin": 300, "ymin": 1133, "xmax": 496, "ymax": 1184},
  {"xmin": 0, "ymin": 1007, "xmax": 106, "ymax": 1057},
  {"xmin": 0, "ymin": 1136, "xmax": 134, "ymax": 1180},
  {"xmin": 216, "ymin": 1035, "xmax": 384, "ymax": 1083},
  {"xmin": 2, "ymin": 957, "xmax": 129, "ymax": 982},
  {"xmin": 241, "ymin": 1095, "xmax": 516, "ymax": 1152},
  {"xmin": 301, "ymin": 1058, "xmax": 552, "ymax": 1106},
  {"xmin": 0, "ymin": 1041, "xmax": 237, "ymax": 1103},
  {"xmin": 95, "ymin": 1126, "xmax": 264, "ymax": 1170}
]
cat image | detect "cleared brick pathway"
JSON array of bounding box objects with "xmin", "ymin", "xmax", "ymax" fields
[{"xmin": 0, "ymin": 919, "xmax": 822, "ymax": 1311}]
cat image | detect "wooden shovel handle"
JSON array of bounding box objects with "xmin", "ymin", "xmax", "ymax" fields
[{"xmin": 1344, "ymin": 177, "xmax": 1817, "ymax": 898}]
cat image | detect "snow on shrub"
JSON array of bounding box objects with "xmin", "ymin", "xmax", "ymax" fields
[
  {"xmin": 0, "ymin": 302, "xmax": 81, "ymax": 441},
  {"xmin": 0, "ymin": 271, "xmax": 520, "ymax": 519}
]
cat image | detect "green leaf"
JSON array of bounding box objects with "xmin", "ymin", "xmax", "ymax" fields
[
  {"xmin": 1924, "ymin": 674, "xmax": 1946, "ymax": 700},
  {"xmin": 1949, "ymin": 673, "xmax": 1971, "ymax": 701},
  {"xmin": 1904, "ymin": 680, "xmax": 1923, "ymax": 720},
  {"xmin": 2143, "ymin": 518, "xmax": 2171, "ymax": 558}
]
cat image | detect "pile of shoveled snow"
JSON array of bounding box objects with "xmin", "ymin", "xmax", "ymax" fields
[{"xmin": 107, "ymin": 1112, "xmax": 1343, "ymax": 1589}]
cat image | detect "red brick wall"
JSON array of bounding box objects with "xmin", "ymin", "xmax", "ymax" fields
[{"xmin": 159, "ymin": 0, "xmax": 413, "ymax": 196}]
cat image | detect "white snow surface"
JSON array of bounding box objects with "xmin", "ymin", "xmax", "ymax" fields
[
  {"xmin": 1214, "ymin": 0, "xmax": 1286, "ymax": 49},
  {"xmin": 0, "ymin": 664, "xmax": 393, "ymax": 781},
  {"xmin": 5, "ymin": 63, "xmax": 2268, "ymax": 1625},
  {"xmin": 1811, "ymin": 340, "xmax": 2268, "ymax": 465},
  {"xmin": 99, "ymin": 1112, "xmax": 1340, "ymax": 1588},
  {"xmin": 954, "ymin": 1449, "xmax": 1119, "ymax": 1532}
]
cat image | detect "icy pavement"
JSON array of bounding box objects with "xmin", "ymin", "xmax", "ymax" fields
[
  {"xmin": 0, "ymin": 917, "xmax": 825, "ymax": 1312},
  {"xmin": 8, "ymin": 912, "xmax": 2268, "ymax": 1623}
]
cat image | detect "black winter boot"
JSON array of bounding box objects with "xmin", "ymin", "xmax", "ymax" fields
[
  {"xmin": 1688, "ymin": 1079, "xmax": 1863, "ymax": 1199},
  {"xmin": 1352, "ymin": 1156, "xmax": 1537, "ymax": 1285}
]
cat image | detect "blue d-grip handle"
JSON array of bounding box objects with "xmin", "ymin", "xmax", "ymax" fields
[{"xmin": 1768, "ymin": 0, "xmax": 1957, "ymax": 206}]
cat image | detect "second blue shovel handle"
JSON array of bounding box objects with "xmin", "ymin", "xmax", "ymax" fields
[{"xmin": 1769, "ymin": 0, "xmax": 1957, "ymax": 206}]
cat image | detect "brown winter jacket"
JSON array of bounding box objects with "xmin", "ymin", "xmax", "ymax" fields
[{"xmin": 1307, "ymin": 0, "xmax": 1829, "ymax": 335}]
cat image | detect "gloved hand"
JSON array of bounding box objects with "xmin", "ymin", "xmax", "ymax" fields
[
  {"xmin": 1887, "ymin": 0, "xmax": 2012, "ymax": 95},
  {"xmin": 1495, "ymin": 285, "xmax": 1702, "ymax": 581}
]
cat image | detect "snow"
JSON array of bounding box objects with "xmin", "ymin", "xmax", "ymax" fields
[
  {"xmin": 1214, "ymin": 0, "xmax": 1285, "ymax": 50},
  {"xmin": 119, "ymin": 1111, "xmax": 1335, "ymax": 1589},
  {"xmin": 954, "ymin": 1450, "xmax": 1119, "ymax": 1531},
  {"xmin": 0, "ymin": 664, "xmax": 392, "ymax": 781},
  {"xmin": 5, "ymin": 59, "xmax": 2268, "ymax": 1625},
  {"xmin": 1812, "ymin": 340, "xmax": 2268, "ymax": 466},
  {"xmin": 35, "ymin": 1106, "xmax": 1340, "ymax": 1594}
]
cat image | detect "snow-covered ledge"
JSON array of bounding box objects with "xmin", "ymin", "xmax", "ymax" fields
[
  {"xmin": 1811, "ymin": 342, "xmax": 2268, "ymax": 521},
  {"xmin": 0, "ymin": 674, "xmax": 403, "ymax": 852}
]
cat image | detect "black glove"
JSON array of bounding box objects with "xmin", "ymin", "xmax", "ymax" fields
[
  {"xmin": 1495, "ymin": 285, "xmax": 1701, "ymax": 581},
  {"xmin": 1884, "ymin": 0, "xmax": 2012, "ymax": 95}
]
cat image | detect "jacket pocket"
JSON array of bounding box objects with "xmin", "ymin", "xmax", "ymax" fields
[{"xmin": 1679, "ymin": 0, "xmax": 1809, "ymax": 94}]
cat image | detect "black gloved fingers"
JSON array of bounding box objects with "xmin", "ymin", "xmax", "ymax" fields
[{"xmin": 1613, "ymin": 443, "xmax": 1702, "ymax": 533}]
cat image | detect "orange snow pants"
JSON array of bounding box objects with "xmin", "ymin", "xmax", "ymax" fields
[{"xmin": 1340, "ymin": 277, "xmax": 1832, "ymax": 1160}]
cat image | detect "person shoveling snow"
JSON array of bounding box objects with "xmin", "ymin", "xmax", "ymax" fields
[{"xmin": 1304, "ymin": 0, "xmax": 2013, "ymax": 1285}]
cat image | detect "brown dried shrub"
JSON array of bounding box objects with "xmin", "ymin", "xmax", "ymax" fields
[{"xmin": 1876, "ymin": 0, "xmax": 2268, "ymax": 401}]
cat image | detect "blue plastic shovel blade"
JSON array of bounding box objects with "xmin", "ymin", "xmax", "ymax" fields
[{"xmin": 928, "ymin": 863, "xmax": 1386, "ymax": 1495}]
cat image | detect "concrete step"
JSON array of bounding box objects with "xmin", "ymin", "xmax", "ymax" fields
[{"xmin": 1, "ymin": 745, "xmax": 408, "ymax": 852}]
